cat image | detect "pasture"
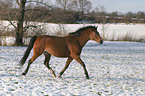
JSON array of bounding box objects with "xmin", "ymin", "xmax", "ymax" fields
[{"xmin": 0, "ymin": 41, "xmax": 145, "ymax": 95}]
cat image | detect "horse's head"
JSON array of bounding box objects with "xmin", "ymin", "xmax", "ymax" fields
[{"xmin": 89, "ymin": 26, "xmax": 103, "ymax": 44}]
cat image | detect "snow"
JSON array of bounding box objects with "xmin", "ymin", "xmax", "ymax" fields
[{"xmin": 0, "ymin": 41, "xmax": 145, "ymax": 95}]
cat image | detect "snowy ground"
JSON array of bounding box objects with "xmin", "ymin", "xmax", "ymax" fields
[{"xmin": 0, "ymin": 41, "xmax": 145, "ymax": 96}]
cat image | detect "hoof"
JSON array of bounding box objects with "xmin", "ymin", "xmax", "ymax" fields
[
  {"xmin": 22, "ymin": 73, "xmax": 26, "ymax": 75},
  {"xmin": 86, "ymin": 76, "xmax": 89, "ymax": 79}
]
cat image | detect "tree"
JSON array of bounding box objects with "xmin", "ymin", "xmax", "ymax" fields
[
  {"xmin": 125, "ymin": 12, "xmax": 134, "ymax": 23},
  {"xmin": 0, "ymin": 0, "xmax": 14, "ymax": 20},
  {"xmin": 136, "ymin": 11, "xmax": 144, "ymax": 19},
  {"xmin": 56, "ymin": 0, "xmax": 71, "ymax": 11},
  {"xmin": 55, "ymin": 0, "xmax": 71, "ymax": 23},
  {"xmin": 70, "ymin": 0, "xmax": 92, "ymax": 21},
  {"xmin": 15, "ymin": 0, "xmax": 26, "ymax": 46},
  {"xmin": 0, "ymin": 0, "xmax": 51, "ymax": 46},
  {"xmin": 55, "ymin": 0, "xmax": 78, "ymax": 23},
  {"xmin": 94, "ymin": 6, "xmax": 107, "ymax": 23}
]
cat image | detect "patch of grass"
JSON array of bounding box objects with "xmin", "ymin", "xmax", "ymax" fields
[
  {"xmin": 11, "ymin": 89, "xmax": 15, "ymax": 91},
  {"xmin": 14, "ymin": 82, "xmax": 19, "ymax": 84},
  {"xmin": 109, "ymin": 32, "xmax": 145, "ymax": 42},
  {"xmin": 121, "ymin": 32, "xmax": 133, "ymax": 41},
  {"xmin": 97, "ymin": 92, "xmax": 102, "ymax": 95}
]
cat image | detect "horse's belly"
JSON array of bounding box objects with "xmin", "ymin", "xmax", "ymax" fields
[
  {"xmin": 45, "ymin": 45, "xmax": 70, "ymax": 57},
  {"xmin": 52, "ymin": 50, "xmax": 70, "ymax": 57},
  {"xmin": 44, "ymin": 37, "xmax": 71, "ymax": 57}
]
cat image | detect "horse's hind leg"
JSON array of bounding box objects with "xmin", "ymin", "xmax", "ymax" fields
[
  {"xmin": 22, "ymin": 55, "xmax": 38, "ymax": 75},
  {"xmin": 44, "ymin": 51, "xmax": 56, "ymax": 77},
  {"xmin": 57, "ymin": 57, "xmax": 73, "ymax": 78},
  {"xmin": 22, "ymin": 47, "xmax": 43, "ymax": 75}
]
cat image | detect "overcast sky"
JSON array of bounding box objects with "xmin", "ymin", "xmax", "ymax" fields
[
  {"xmin": 89, "ymin": 0, "xmax": 145, "ymax": 13},
  {"xmin": 51, "ymin": 0, "xmax": 145, "ymax": 13},
  {"xmin": 50, "ymin": 0, "xmax": 145, "ymax": 13}
]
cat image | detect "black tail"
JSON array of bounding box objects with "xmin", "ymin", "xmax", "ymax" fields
[{"xmin": 18, "ymin": 36, "xmax": 37, "ymax": 66}]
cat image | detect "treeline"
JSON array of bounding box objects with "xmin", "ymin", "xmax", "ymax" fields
[
  {"xmin": 92, "ymin": 11, "xmax": 145, "ymax": 23},
  {"xmin": 0, "ymin": 0, "xmax": 145, "ymax": 24}
]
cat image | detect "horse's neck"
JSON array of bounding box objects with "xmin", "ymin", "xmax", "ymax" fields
[{"xmin": 77, "ymin": 31, "xmax": 90, "ymax": 47}]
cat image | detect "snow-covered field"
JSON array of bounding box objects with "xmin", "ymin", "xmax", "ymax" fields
[{"xmin": 0, "ymin": 41, "xmax": 145, "ymax": 95}]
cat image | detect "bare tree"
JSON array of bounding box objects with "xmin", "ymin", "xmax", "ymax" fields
[
  {"xmin": 14, "ymin": 0, "xmax": 27, "ymax": 46},
  {"xmin": 0, "ymin": 0, "xmax": 51, "ymax": 46},
  {"xmin": 55, "ymin": 0, "xmax": 75, "ymax": 23},
  {"xmin": 70, "ymin": 0, "xmax": 92, "ymax": 21},
  {"xmin": 94, "ymin": 6, "xmax": 108, "ymax": 39},
  {"xmin": 56, "ymin": 0, "xmax": 72, "ymax": 11},
  {"xmin": 136, "ymin": 11, "xmax": 144, "ymax": 23}
]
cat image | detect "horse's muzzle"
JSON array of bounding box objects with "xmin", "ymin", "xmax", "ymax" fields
[{"xmin": 99, "ymin": 40, "xmax": 103, "ymax": 44}]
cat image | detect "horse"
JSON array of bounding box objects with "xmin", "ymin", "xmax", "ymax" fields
[{"xmin": 18, "ymin": 26, "xmax": 103, "ymax": 79}]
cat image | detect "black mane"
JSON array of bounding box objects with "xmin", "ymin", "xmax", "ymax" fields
[{"xmin": 69, "ymin": 26, "xmax": 96, "ymax": 36}]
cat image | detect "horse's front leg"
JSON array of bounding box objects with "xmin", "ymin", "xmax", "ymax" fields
[
  {"xmin": 74, "ymin": 56, "xmax": 89, "ymax": 79},
  {"xmin": 57, "ymin": 57, "xmax": 73, "ymax": 78}
]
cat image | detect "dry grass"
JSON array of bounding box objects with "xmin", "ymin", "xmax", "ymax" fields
[
  {"xmin": 104, "ymin": 31, "xmax": 145, "ymax": 42},
  {"xmin": 115, "ymin": 32, "xmax": 145, "ymax": 42}
]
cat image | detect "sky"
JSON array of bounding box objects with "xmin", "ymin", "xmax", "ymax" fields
[
  {"xmin": 89, "ymin": 0, "xmax": 145, "ymax": 13},
  {"xmin": 50, "ymin": 0, "xmax": 145, "ymax": 13}
]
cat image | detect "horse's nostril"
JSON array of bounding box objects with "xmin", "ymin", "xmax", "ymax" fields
[{"xmin": 100, "ymin": 40, "xmax": 103, "ymax": 44}]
